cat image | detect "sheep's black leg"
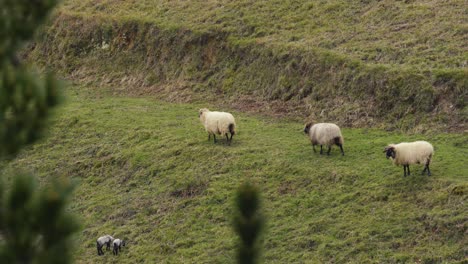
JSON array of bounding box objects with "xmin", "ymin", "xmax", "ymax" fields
[
  {"xmin": 403, "ymin": 165, "xmax": 407, "ymax": 177},
  {"xmin": 213, "ymin": 134, "xmax": 217, "ymax": 143},
  {"xmin": 425, "ymin": 160, "xmax": 431, "ymax": 176},
  {"xmin": 225, "ymin": 133, "xmax": 230, "ymax": 145},
  {"xmin": 327, "ymin": 146, "xmax": 332, "ymax": 155},
  {"xmin": 208, "ymin": 134, "xmax": 211, "ymax": 141},
  {"xmin": 338, "ymin": 143, "xmax": 345, "ymax": 156},
  {"xmin": 320, "ymin": 145, "xmax": 323, "ymax": 155},
  {"xmin": 312, "ymin": 144, "xmax": 316, "ymax": 153},
  {"xmin": 230, "ymin": 133, "xmax": 234, "ymax": 142},
  {"xmin": 97, "ymin": 243, "xmax": 104, "ymax": 255}
]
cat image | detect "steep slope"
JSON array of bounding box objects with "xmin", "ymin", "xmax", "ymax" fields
[
  {"xmin": 27, "ymin": 0, "xmax": 467, "ymax": 131},
  {"xmin": 61, "ymin": 0, "xmax": 467, "ymax": 69},
  {"xmin": 5, "ymin": 86, "xmax": 466, "ymax": 263}
]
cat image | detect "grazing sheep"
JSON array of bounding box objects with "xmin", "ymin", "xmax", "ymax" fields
[
  {"xmin": 112, "ymin": 239, "xmax": 126, "ymax": 255},
  {"xmin": 384, "ymin": 141, "xmax": 434, "ymax": 177},
  {"xmin": 199, "ymin": 108, "xmax": 236, "ymax": 145},
  {"xmin": 96, "ymin": 235, "xmax": 114, "ymax": 256},
  {"xmin": 304, "ymin": 122, "xmax": 344, "ymax": 155}
]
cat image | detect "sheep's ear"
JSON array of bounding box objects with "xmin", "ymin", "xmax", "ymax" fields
[{"xmin": 383, "ymin": 146, "xmax": 394, "ymax": 153}]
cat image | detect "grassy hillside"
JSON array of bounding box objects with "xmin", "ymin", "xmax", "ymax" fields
[
  {"xmin": 61, "ymin": 0, "xmax": 467, "ymax": 69},
  {"xmin": 4, "ymin": 85, "xmax": 466, "ymax": 263},
  {"xmin": 27, "ymin": 0, "xmax": 467, "ymax": 131}
]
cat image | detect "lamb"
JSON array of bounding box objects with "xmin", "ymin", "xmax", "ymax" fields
[
  {"xmin": 384, "ymin": 141, "xmax": 434, "ymax": 177},
  {"xmin": 303, "ymin": 122, "xmax": 344, "ymax": 155},
  {"xmin": 96, "ymin": 235, "xmax": 114, "ymax": 256},
  {"xmin": 112, "ymin": 238, "xmax": 126, "ymax": 255},
  {"xmin": 199, "ymin": 108, "xmax": 236, "ymax": 145}
]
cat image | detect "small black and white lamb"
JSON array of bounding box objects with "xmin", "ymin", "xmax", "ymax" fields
[
  {"xmin": 96, "ymin": 235, "xmax": 114, "ymax": 256},
  {"xmin": 113, "ymin": 238, "xmax": 126, "ymax": 255}
]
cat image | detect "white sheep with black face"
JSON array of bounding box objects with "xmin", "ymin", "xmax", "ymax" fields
[
  {"xmin": 96, "ymin": 235, "xmax": 114, "ymax": 256},
  {"xmin": 303, "ymin": 122, "xmax": 344, "ymax": 156},
  {"xmin": 199, "ymin": 108, "xmax": 236, "ymax": 145},
  {"xmin": 384, "ymin": 141, "xmax": 434, "ymax": 177},
  {"xmin": 112, "ymin": 238, "xmax": 126, "ymax": 255}
]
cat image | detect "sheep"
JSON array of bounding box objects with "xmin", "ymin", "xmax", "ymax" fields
[
  {"xmin": 112, "ymin": 238, "xmax": 126, "ymax": 255},
  {"xmin": 303, "ymin": 122, "xmax": 344, "ymax": 156},
  {"xmin": 96, "ymin": 235, "xmax": 114, "ymax": 256},
  {"xmin": 384, "ymin": 141, "xmax": 434, "ymax": 177},
  {"xmin": 199, "ymin": 108, "xmax": 236, "ymax": 145}
]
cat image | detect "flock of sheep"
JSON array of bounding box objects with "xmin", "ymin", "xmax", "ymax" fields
[
  {"xmin": 95, "ymin": 108, "xmax": 434, "ymax": 256},
  {"xmin": 96, "ymin": 235, "xmax": 125, "ymax": 256},
  {"xmin": 198, "ymin": 108, "xmax": 434, "ymax": 177}
]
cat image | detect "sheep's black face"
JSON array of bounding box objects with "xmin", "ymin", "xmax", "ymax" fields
[
  {"xmin": 384, "ymin": 147, "xmax": 396, "ymax": 159},
  {"xmin": 199, "ymin": 109, "xmax": 208, "ymax": 118},
  {"xmin": 304, "ymin": 124, "xmax": 311, "ymax": 134}
]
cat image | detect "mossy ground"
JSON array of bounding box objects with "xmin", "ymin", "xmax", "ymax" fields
[{"xmin": 4, "ymin": 85, "xmax": 466, "ymax": 263}]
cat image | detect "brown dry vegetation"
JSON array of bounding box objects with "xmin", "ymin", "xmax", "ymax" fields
[{"xmin": 31, "ymin": 8, "xmax": 467, "ymax": 132}]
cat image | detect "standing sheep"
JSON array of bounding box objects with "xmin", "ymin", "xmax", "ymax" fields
[
  {"xmin": 384, "ymin": 141, "xmax": 434, "ymax": 177},
  {"xmin": 199, "ymin": 108, "xmax": 236, "ymax": 145},
  {"xmin": 112, "ymin": 238, "xmax": 126, "ymax": 255},
  {"xmin": 304, "ymin": 122, "xmax": 344, "ymax": 156},
  {"xmin": 96, "ymin": 235, "xmax": 114, "ymax": 256}
]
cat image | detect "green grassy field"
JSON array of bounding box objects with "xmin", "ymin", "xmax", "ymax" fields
[
  {"xmin": 60, "ymin": 0, "xmax": 467, "ymax": 69},
  {"xmin": 4, "ymin": 85, "xmax": 466, "ymax": 263}
]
